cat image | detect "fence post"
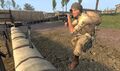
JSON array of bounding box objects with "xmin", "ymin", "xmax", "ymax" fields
[{"xmin": 0, "ymin": 52, "xmax": 6, "ymax": 71}]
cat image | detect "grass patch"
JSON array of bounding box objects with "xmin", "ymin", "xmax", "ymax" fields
[{"xmin": 100, "ymin": 14, "xmax": 120, "ymax": 29}]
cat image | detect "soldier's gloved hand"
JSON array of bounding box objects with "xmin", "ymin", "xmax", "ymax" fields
[
  {"xmin": 67, "ymin": 14, "xmax": 71, "ymax": 22},
  {"xmin": 64, "ymin": 14, "xmax": 71, "ymax": 27}
]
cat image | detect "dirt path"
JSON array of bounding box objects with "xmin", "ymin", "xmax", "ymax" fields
[
  {"xmin": 31, "ymin": 23, "xmax": 120, "ymax": 71},
  {"xmin": 96, "ymin": 28, "xmax": 120, "ymax": 51}
]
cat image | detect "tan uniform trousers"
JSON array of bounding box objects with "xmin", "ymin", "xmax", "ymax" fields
[{"xmin": 71, "ymin": 33, "xmax": 92, "ymax": 56}]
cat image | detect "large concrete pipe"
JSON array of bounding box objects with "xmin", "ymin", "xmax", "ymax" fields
[{"xmin": 11, "ymin": 27, "xmax": 56, "ymax": 71}]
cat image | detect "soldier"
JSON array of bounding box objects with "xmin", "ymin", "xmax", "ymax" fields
[{"xmin": 65, "ymin": 2, "xmax": 101, "ymax": 70}]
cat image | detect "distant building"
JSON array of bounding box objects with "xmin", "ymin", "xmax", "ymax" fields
[
  {"xmin": 102, "ymin": 4, "xmax": 120, "ymax": 14},
  {"xmin": 83, "ymin": 9, "xmax": 102, "ymax": 13},
  {"xmin": 102, "ymin": 9, "xmax": 115, "ymax": 14},
  {"xmin": 115, "ymin": 4, "xmax": 120, "ymax": 13},
  {"xmin": 43, "ymin": 12, "xmax": 55, "ymax": 18}
]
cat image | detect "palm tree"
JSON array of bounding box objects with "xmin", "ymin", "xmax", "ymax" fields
[
  {"xmin": 11, "ymin": 0, "xmax": 16, "ymax": 8},
  {"xmin": 61, "ymin": 0, "xmax": 69, "ymax": 12},
  {"xmin": 78, "ymin": 0, "xmax": 82, "ymax": 4},
  {"xmin": 95, "ymin": 0, "xmax": 99, "ymax": 11},
  {"xmin": 0, "ymin": 0, "xmax": 4, "ymax": 8},
  {"xmin": 61, "ymin": 0, "xmax": 65, "ymax": 11},
  {"xmin": 52, "ymin": 0, "xmax": 57, "ymax": 12},
  {"xmin": 0, "ymin": 0, "xmax": 16, "ymax": 9},
  {"xmin": 65, "ymin": 0, "xmax": 69, "ymax": 12}
]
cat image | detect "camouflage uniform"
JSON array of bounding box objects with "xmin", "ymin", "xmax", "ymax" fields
[{"xmin": 71, "ymin": 11, "xmax": 100, "ymax": 56}]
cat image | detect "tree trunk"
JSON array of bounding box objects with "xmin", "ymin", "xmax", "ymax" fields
[
  {"xmin": 66, "ymin": 4, "xmax": 67, "ymax": 12},
  {"xmin": 95, "ymin": 0, "xmax": 99, "ymax": 11},
  {"xmin": 62, "ymin": 6, "xmax": 64, "ymax": 12}
]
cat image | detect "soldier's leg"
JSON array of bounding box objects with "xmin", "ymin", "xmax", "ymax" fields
[
  {"xmin": 69, "ymin": 34, "xmax": 91, "ymax": 70},
  {"xmin": 73, "ymin": 34, "xmax": 89, "ymax": 56},
  {"xmin": 68, "ymin": 36, "xmax": 80, "ymax": 70},
  {"xmin": 71, "ymin": 36, "xmax": 79, "ymax": 47}
]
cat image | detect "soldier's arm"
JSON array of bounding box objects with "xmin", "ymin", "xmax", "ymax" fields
[
  {"xmin": 73, "ymin": 16, "xmax": 92, "ymax": 33},
  {"xmin": 67, "ymin": 14, "xmax": 74, "ymax": 33}
]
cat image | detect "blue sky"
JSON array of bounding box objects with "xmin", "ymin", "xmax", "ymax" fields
[{"xmin": 15, "ymin": 0, "xmax": 120, "ymax": 12}]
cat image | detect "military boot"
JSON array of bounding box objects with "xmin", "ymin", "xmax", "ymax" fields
[{"xmin": 68, "ymin": 55, "xmax": 79, "ymax": 70}]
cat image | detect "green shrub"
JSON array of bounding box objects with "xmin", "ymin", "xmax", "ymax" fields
[{"xmin": 100, "ymin": 14, "xmax": 120, "ymax": 29}]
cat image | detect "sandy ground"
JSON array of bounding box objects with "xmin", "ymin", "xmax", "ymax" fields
[
  {"xmin": 0, "ymin": 22, "xmax": 120, "ymax": 71},
  {"xmin": 31, "ymin": 23, "xmax": 120, "ymax": 71}
]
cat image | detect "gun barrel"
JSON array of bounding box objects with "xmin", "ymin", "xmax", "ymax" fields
[
  {"xmin": 0, "ymin": 14, "xmax": 68, "ymax": 27},
  {"xmin": 27, "ymin": 15, "xmax": 67, "ymax": 24}
]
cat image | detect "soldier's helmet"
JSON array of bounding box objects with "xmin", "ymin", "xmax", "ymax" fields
[{"xmin": 70, "ymin": 2, "xmax": 83, "ymax": 12}]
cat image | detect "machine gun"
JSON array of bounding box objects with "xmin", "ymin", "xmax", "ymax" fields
[
  {"xmin": 26, "ymin": 14, "xmax": 68, "ymax": 25},
  {"xmin": 0, "ymin": 14, "xmax": 68, "ymax": 28}
]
